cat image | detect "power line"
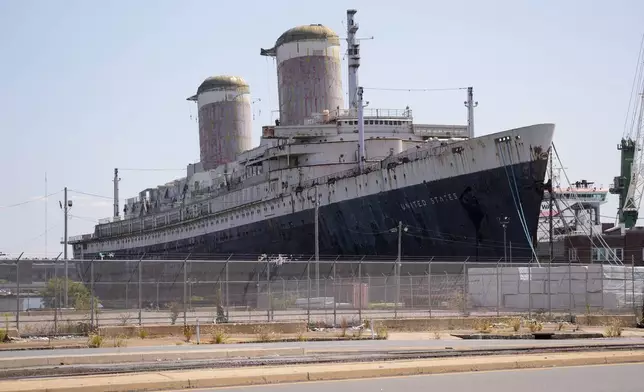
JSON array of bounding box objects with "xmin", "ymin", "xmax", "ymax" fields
[
  {"xmin": 68, "ymin": 189, "xmax": 113, "ymax": 200},
  {"xmin": 119, "ymin": 168, "xmax": 184, "ymax": 172},
  {"xmin": 69, "ymin": 214, "xmax": 99, "ymax": 223},
  {"xmin": 363, "ymin": 86, "xmax": 468, "ymax": 92},
  {"xmin": 0, "ymin": 190, "xmax": 62, "ymax": 209}
]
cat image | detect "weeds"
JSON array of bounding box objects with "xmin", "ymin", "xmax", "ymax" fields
[
  {"xmin": 604, "ymin": 318, "xmax": 623, "ymax": 337},
  {"xmin": 253, "ymin": 325, "xmax": 275, "ymax": 342},
  {"xmin": 0, "ymin": 329, "xmax": 7, "ymax": 343},
  {"xmin": 339, "ymin": 317, "xmax": 348, "ymax": 337},
  {"xmin": 527, "ymin": 320, "xmax": 543, "ymax": 333},
  {"xmin": 509, "ymin": 318, "xmax": 521, "ymax": 332},
  {"xmin": 375, "ymin": 325, "xmax": 388, "ymax": 339},
  {"xmin": 296, "ymin": 327, "xmax": 307, "ymax": 342},
  {"xmin": 183, "ymin": 325, "xmax": 194, "ymax": 342},
  {"xmin": 138, "ymin": 328, "xmax": 148, "ymax": 339},
  {"xmin": 112, "ymin": 334, "xmax": 127, "ymax": 347},
  {"xmin": 117, "ymin": 313, "xmax": 131, "ymax": 326},
  {"xmin": 473, "ymin": 318, "xmax": 492, "ymax": 333},
  {"xmin": 87, "ymin": 334, "xmax": 103, "ymax": 348},
  {"xmin": 557, "ymin": 322, "xmax": 565, "ymax": 331},
  {"xmin": 208, "ymin": 326, "xmax": 228, "ymax": 344},
  {"xmin": 167, "ymin": 302, "xmax": 180, "ymax": 325}
]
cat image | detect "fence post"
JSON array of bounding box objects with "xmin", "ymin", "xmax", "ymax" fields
[
  {"xmin": 358, "ymin": 258, "xmax": 363, "ymax": 324},
  {"xmin": 307, "ymin": 256, "xmax": 311, "ymax": 326},
  {"xmin": 15, "ymin": 255, "xmax": 21, "ymax": 332},
  {"xmin": 528, "ymin": 259, "xmax": 532, "ymax": 319},
  {"xmin": 462, "ymin": 257, "xmax": 468, "ymax": 315},
  {"xmin": 409, "ymin": 273, "xmax": 413, "ymax": 310},
  {"xmin": 183, "ymin": 257, "xmax": 188, "ymax": 326},
  {"xmin": 138, "ymin": 258, "xmax": 143, "ymax": 326},
  {"xmin": 632, "ymin": 255, "xmax": 636, "ymax": 315},
  {"xmin": 568, "ymin": 259, "xmax": 572, "ymax": 319},
  {"xmin": 600, "ymin": 263, "xmax": 604, "ymax": 310},
  {"xmin": 496, "ymin": 258, "xmax": 500, "ymax": 317},
  {"xmin": 394, "ymin": 259, "xmax": 399, "ymax": 319},
  {"xmin": 548, "ymin": 256, "xmax": 552, "ymax": 318},
  {"xmin": 428, "ymin": 258, "xmax": 433, "ymax": 318},
  {"xmin": 332, "ymin": 258, "xmax": 337, "ymax": 326},
  {"xmin": 624, "ymin": 265, "xmax": 628, "ymax": 310},
  {"xmin": 266, "ymin": 257, "xmax": 271, "ymax": 322},
  {"xmin": 90, "ymin": 259, "xmax": 95, "ymax": 329},
  {"xmin": 225, "ymin": 257, "xmax": 230, "ymax": 321}
]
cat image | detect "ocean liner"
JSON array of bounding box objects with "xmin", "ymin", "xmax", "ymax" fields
[{"xmin": 69, "ymin": 9, "xmax": 554, "ymax": 306}]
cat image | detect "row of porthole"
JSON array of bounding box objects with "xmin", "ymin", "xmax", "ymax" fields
[{"xmin": 96, "ymin": 197, "xmax": 290, "ymax": 247}]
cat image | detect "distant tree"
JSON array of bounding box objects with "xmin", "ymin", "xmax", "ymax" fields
[{"xmin": 40, "ymin": 278, "xmax": 100, "ymax": 311}]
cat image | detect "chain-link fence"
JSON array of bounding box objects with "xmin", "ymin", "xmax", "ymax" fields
[{"xmin": 0, "ymin": 257, "xmax": 642, "ymax": 334}]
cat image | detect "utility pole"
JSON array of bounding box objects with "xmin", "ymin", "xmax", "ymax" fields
[
  {"xmin": 497, "ymin": 216, "xmax": 510, "ymax": 264},
  {"xmin": 63, "ymin": 187, "xmax": 69, "ymax": 308},
  {"xmin": 391, "ymin": 221, "xmax": 407, "ymax": 317}
]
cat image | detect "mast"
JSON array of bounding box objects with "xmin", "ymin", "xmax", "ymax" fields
[
  {"xmin": 357, "ymin": 87, "xmax": 365, "ymax": 172},
  {"xmin": 113, "ymin": 168, "xmax": 120, "ymax": 218},
  {"xmin": 464, "ymin": 87, "xmax": 478, "ymax": 138},
  {"xmin": 347, "ymin": 9, "xmax": 360, "ymax": 109},
  {"xmin": 347, "ymin": 9, "xmax": 365, "ymax": 172},
  {"xmin": 549, "ymin": 150, "xmax": 554, "ymax": 261}
]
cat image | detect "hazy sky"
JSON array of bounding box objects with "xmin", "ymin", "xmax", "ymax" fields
[{"xmin": 1, "ymin": 0, "xmax": 643, "ymax": 258}]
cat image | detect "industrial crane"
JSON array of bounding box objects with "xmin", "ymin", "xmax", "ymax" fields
[{"xmin": 610, "ymin": 36, "xmax": 644, "ymax": 231}]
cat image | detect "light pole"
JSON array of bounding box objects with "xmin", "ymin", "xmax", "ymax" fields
[
  {"xmin": 60, "ymin": 188, "xmax": 72, "ymax": 308},
  {"xmin": 389, "ymin": 221, "xmax": 408, "ymax": 317},
  {"xmin": 496, "ymin": 216, "xmax": 510, "ymax": 316},
  {"xmin": 497, "ymin": 216, "xmax": 510, "ymax": 264},
  {"xmin": 314, "ymin": 186, "xmax": 320, "ymax": 299}
]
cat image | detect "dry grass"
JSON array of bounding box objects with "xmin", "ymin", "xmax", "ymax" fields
[
  {"xmin": 339, "ymin": 317, "xmax": 349, "ymax": 337},
  {"xmin": 87, "ymin": 334, "xmax": 103, "ymax": 348},
  {"xmin": 112, "ymin": 334, "xmax": 128, "ymax": 347},
  {"xmin": 376, "ymin": 325, "xmax": 389, "ymax": 339},
  {"xmin": 253, "ymin": 325, "xmax": 277, "ymax": 342},
  {"xmin": 117, "ymin": 313, "xmax": 131, "ymax": 326},
  {"xmin": 527, "ymin": 320, "xmax": 543, "ymax": 332},
  {"xmin": 208, "ymin": 325, "xmax": 229, "ymax": 344},
  {"xmin": 183, "ymin": 325, "xmax": 194, "ymax": 342},
  {"xmin": 604, "ymin": 318, "xmax": 623, "ymax": 337},
  {"xmin": 138, "ymin": 328, "xmax": 149, "ymax": 339},
  {"xmin": 509, "ymin": 318, "xmax": 522, "ymax": 332},
  {"xmin": 473, "ymin": 318, "xmax": 492, "ymax": 333}
]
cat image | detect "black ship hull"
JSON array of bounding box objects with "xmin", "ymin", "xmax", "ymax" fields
[{"xmin": 75, "ymin": 158, "xmax": 548, "ymax": 308}]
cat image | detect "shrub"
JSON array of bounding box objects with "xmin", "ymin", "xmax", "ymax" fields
[
  {"xmin": 376, "ymin": 325, "xmax": 388, "ymax": 339},
  {"xmin": 167, "ymin": 302, "xmax": 180, "ymax": 325},
  {"xmin": 87, "ymin": 334, "xmax": 103, "ymax": 348},
  {"xmin": 208, "ymin": 326, "xmax": 228, "ymax": 344},
  {"xmin": 604, "ymin": 318, "xmax": 623, "ymax": 337},
  {"xmin": 510, "ymin": 318, "xmax": 522, "ymax": 332},
  {"xmin": 183, "ymin": 325, "xmax": 194, "ymax": 342}
]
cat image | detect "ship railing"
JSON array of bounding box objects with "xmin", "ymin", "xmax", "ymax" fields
[
  {"xmin": 334, "ymin": 108, "xmax": 413, "ymax": 119},
  {"xmin": 302, "ymin": 108, "xmax": 413, "ymax": 125}
]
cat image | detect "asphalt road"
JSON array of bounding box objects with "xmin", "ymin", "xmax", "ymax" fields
[
  {"xmin": 183, "ymin": 363, "xmax": 643, "ymax": 392},
  {"xmin": 1, "ymin": 337, "xmax": 644, "ymax": 358}
]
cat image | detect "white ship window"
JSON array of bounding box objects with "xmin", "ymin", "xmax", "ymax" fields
[{"xmin": 591, "ymin": 247, "xmax": 622, "ymax": 262}]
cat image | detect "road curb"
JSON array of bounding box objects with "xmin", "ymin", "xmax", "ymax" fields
[
  {"xmin": 1, "ymin": 350, "xmax": 643, "ymax": 392},
  {"xmin": 0, "ymin": 347, "xmax": 306, "ymax": 369}
]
